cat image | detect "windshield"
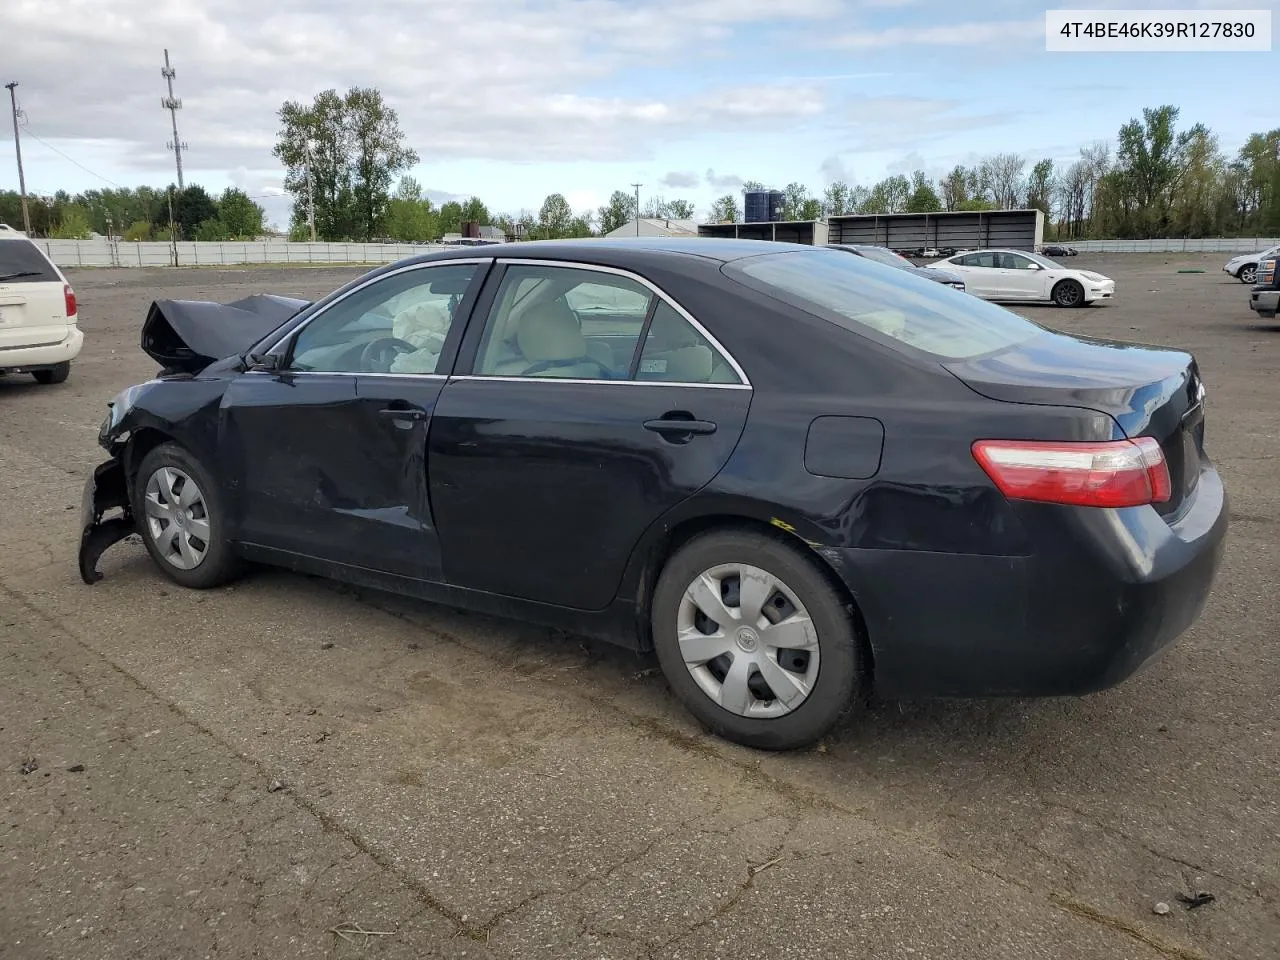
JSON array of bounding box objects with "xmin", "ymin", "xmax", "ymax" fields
[
  {"xmin": 848, "ymin": 245, "xmax": 912, "ymax": 269},
  {"xmin": 727, "ymin": 248, "xmax": 1044, "ymax": 361},
  {"xmin": 1024, "ymin": 252, "xmax": 1064, "ymax": 269}
]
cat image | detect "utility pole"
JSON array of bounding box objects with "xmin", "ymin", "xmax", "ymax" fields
[
  {"xmin": 631, "ymin": 183, "xmax": 642, "ymax": 235},
  {"xmin": 4, "ymin": 82, "xmax": 32, "ymax": 235},
  {"xmin": 160, "ymin": 49, "xmax": 187, "ymax": 190},
  {"xmin": 304, "ymin": 140, "xmax": 317, "ymax": 242}
]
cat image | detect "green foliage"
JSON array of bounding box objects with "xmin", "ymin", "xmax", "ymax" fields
[
  {"xmin": 598, "ymin": 190, "xmax": 637, "ymax": 234},
  {"xmin": 708, "ymin": 195, "xmax": 739, "ymax": 222},
  {"xmin": 273, "ymin": 86, "xmax": 418, "ymax": 241},
  {"xmin": 217, "ymin": 188, "xmax": 266, "ymax": 238},
  {"xmin": 50, "ymin": 204, "xmax": 93, "ymax": 239}
]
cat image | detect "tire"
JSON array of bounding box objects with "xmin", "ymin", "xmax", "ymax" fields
[
  {"xmin": 31, "ymin": 362, "xmax": 70, "ymax": 385},
  {"xmin": 650, "ymin": 529, "xmax": 865, "ymax": 750},
  {"xmin": 131, "ymin": 442, "xmax": 240, "ymax": 589},
  {"xmin": 1239, "ymin": 264, "xmax": 1257, "ymax": 284},
  {"xmin": 1052, "ymin": 278, "xmax": 1085, "ymax": 308}
]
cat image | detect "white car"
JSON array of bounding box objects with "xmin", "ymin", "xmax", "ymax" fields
[
  {"xmin": 1223, "ymin": 245, "xmax": 1280, "ymax": 285},
  {"xmin": 926, "ymin": 248, "xmax": 1114, "ymax": 307},
  {"xmin": 0, "ymin": 225, "xmax": 82, "ymax": 384}
]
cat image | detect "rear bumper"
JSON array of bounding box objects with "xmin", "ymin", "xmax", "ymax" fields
[
  {"xmin": 820, "ymin": 463, "xmax": 1228, "ymax": 699},
  {"xmin": 1249, "ymin": 289, "xmax": 1279, "ymax": 318},
  {"xmin": 78, "ymin": 456, "xmax": 135, "ymax": 584},
  {"xmin": 0, "ymin": 326, "xmax": 83, "ymax": 371}
]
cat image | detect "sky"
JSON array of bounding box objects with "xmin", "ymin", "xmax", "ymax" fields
[{"xmin": 0, "ymin": 0, "xmax": 1275, "ymax": 231}]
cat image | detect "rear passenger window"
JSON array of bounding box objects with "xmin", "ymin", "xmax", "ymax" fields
[
  {"xmin": 0, "ymin": 239, "xmax": 60, "ymax": 283},
  {"xmin": 636, "ymin": 301, "xmax": 743, "ymax": 384}
]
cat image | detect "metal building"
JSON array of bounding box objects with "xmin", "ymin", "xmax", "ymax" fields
[
  {"xmin": 826, "ymin": 209, "xmax": 1045, "ymax": 253},
  {"xmin": 743, "ymin": 190, "xmax": 786, "ymax": 224},
  {"xmin": 696, "ymin": 220, "xmax": 829, "ymax": 245}
]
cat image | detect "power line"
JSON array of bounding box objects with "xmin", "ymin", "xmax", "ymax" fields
[{"xmin": 20, "ymin": 127, "xmax": 125, "ymax": 189}]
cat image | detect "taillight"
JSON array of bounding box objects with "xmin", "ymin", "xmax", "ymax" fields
[
  {"xmin": 972, "ymin": 437, "xmax": 1171, "ymax": 508},
  {"xmin": 64, "ymin": 283, "xmax": 77, "ymax": 318}
]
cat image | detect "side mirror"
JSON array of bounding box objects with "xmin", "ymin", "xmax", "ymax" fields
[
  {"xmin": 246, "ymin": 351, "xmax": 281, "ymax": 372},
  {"xmin": 1028, "ymin": 263, "xmax": 1042, "ymax": 270}
]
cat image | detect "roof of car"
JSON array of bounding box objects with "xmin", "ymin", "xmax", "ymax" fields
[{"xmin": 398, "ymin": 237, "xmax": 820, "ymax": 268}]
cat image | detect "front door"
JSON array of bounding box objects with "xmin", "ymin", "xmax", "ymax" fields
[
  {"xmin": 429, "ymin": 261, "xmax": 753, "ymax": 610},
  {"xmin": 998, "ymin": 252, "xmax": 1049, "ymax": 300},
  {"xmin": 222, "ymin": 260, "xmax": 488, "ymax": 578}
]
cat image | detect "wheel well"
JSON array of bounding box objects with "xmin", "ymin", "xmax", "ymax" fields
[
  {"xmin": 635, "ymin": 514, "xmax": 874, "ymax": 672},
  {"xmin": 122, "ymin": 427, "xmax": 175, "ymax": 491}
]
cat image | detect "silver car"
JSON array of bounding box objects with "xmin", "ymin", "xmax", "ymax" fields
[{"xmin": 1224, "ymin": 245, "xmax": 1280, "ymax": 284}]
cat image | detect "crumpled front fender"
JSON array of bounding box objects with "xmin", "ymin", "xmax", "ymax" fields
[{"xmin": 78, "ymin": 457, "xmax": 136, "ymax": 584}]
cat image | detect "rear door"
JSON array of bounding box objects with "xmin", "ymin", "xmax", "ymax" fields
[
  {"xmin": 951, "ymin": 252, "xmax": 1001, "ymax": 298},
  {"xmin": 0, "ymin": 239, "xmax": 69, "ymax": 351},
  {"xmin": 428, "ymin": 260, "xmax": 753, "ymax": 610}
]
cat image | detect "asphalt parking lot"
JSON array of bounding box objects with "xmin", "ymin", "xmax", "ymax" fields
[{"xmin": 2, "ymin": 253, "xmax": 1277, "ymax": 960}]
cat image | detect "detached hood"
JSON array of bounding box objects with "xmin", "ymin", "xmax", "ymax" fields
[{"xmin": 142, "ymin": 293, "xmax": 310, "ymax": 372}]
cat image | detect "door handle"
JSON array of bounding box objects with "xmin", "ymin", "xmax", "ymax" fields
[
  {"xmin": 379, "ymin": 406, "xmax": 427, "ymax": 421},
  {"xmin": 643, "ymin": 416, "xmax": 717, "ymax": 438}
]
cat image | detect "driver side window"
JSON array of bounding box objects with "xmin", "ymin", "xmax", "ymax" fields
[{"xmin": 288, "ymin": 264, "xmax": 479, "ymax": 375}]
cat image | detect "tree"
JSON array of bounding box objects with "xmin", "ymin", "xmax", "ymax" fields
[
  {"xmin": 598, "ymin": 190, "xmax": 637, "ymax": 233},
  {"xmin": 536, "ymin": 193, "xmax": 574, "ymax": 239},
  {"xmin": 862, "ymin": 175, "xmax": 910, "ymax": 214},
  {"xmin": 217, "ymin": 188, "xmax": 266, "ymax": 238},
  {"xmin": 708, "ymin": 195, "xmax": 740, "ymax": 222},
  {"xmin": 823, "ymin": 181, "xmax": 852, "ymax": 216},
  {"xmin": 1024, "ymin": 159, "xmax": 1056, "ymax": 216},
  {"xmin": 171, "ymin": 185, "xmax": 218, "ymax": 240},
  {"xmin": 273, "ymin": 86, "xmax": 417, "ymax": 241},
  {"xmin": 978, "ymin": 153, "xmax": 1026, "ymax": 209},
  {"xmin": 665, "ymin": 199, "xmax": 696, "ymax": 219},
  {"xmin": 193, "ymin": 218, "xmax": 229, "ymax": 241},
  {"xmin": 1113, "ymin": 105, "xmax": 1202, "ymax": 236},
  {"xmin": 781, "ymin": 182, "xmax": 811, "ymax": 221},
  {"xmin": 50, "ymin": 204, "xmax": 93, "ymax": 239},
  {"xmin": 460, "ymin": 196, "xmax": 491, "ymax": 225},
  {"xmin": 385, "ymin": 176, "xmax": 436, "ymax": 241},
  {"xmin": 905, "ymin": 171, "xmax": 943, "ymax": 213},
  {"xmin": 437, "ymin": 200, "xmax": 463, "ymax": 236}
]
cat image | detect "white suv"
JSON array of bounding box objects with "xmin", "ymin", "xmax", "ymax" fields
[{"xmin": 0, "ymin": 224, "xmax": 82, "ymax": 384}]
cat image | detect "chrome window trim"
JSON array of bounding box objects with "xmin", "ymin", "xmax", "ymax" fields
[
  {"xmin": 243, "ymin": 370, "xmax": 448, "ymax": 380},
  {"xmin": 449, "ymin": 375, "xmax": 750, "ymax": 390},
  {"xmin": 260, "ymin": 257, "xmax": 492, "ymax": 359},
  {"xmin": 480, "ymin": 257, "xmax": 753, "ymax": 388}
]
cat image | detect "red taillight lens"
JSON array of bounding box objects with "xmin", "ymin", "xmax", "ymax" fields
[
  {"xmin": 972, "ymin": 437, "xmax": 1171, "ymax": 508},
  {"xmin": 64, "ymin": 283, "xmax": 77, "ymax": 318}
]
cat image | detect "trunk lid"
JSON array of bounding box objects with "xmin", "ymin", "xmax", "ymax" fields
[{"xmin": 944, "ymin": 330, "xmax": 1206, "ymax": 519}]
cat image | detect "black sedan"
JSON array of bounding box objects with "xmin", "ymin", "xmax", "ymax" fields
[
  {"xmin": 829, "ymin": 243, "xmax": 967, "ymax": 290},
  {"xmin": 79, "ymin": 238, "xmax": 1227, "ymax": 750}
]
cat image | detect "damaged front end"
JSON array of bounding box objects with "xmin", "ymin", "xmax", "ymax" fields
[{"xmin": 78, "ymin": 454, "xmax": 135, "ymax": 584}]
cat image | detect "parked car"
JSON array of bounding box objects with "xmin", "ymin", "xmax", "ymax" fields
[
  {"xmin": 0, "ymin": 224, "xmax": 82, "ymax": 384},
  {"xmin": 1041, "ymin": 244, "xmax": 1078, "ymax": 257},
  {"xmin": 1248, "ymin": 257, "xmax": 1278, "ymax": 319},
  {"xmin": 927, "ymin": 248, "xmax": 1115, "ymax": 306},
  {"xmin": 1224, "ymin": 245, "xmax": 1280, "ymax": 285},
  {"xmin": 828, "ymin": 243, "xmax": 966, "ymax": 291},
  {"xmin": 79, "ymin": 239, "xmax": 1226, "ymax": 750}
]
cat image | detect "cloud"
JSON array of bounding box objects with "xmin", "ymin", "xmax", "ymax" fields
[
  {"xmin": 0, "ymin": 0, "xmax": 845, "ymax": 191},
  {"xmin": 827, "ymin": 96, "xmax": 1017, "ymax": 152},
  {"xmin": 827, "ymin": 18, "xmax": 1041, "ymax": 48},
  {"xmin": 660, "ymin": 171, "xmax": 701, "ymax": 189},
  {"xmin": 819, "ymin": 154, "xmax": 853, "ymax": 184},
  {"xmin": 705, "ymin": 168, "xmax": 743, "ymax": 190}
]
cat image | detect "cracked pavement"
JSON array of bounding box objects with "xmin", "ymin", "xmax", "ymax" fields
[{"xmin": 1, "ymin": 258, "xmax": 1277, "ymax": 959}]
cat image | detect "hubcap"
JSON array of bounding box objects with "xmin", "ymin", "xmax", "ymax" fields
[
  {"xmin": 1242, "ymin": 267, "xmax": 1256, "ymax": 282},
  {"xmin": 676, "ymin": 563, "xmax": 820, "ymax": 719},
  {"xmin": 143, "ymin": 466, "xmax": 210, "ymax": 570}
]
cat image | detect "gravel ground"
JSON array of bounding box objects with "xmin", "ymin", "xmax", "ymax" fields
[{"xmin": 1, "ymin": 253, "xmax": 1276, "ymax": 960}]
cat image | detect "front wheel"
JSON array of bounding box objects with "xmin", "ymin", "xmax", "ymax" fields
[
  {"xmin": 32, "ymin": 362, "xmax": 70, "ymax": 384},
  {"xmin": 1052, "ymin": 279, "xmax": 1085, "ymax": 308},
  {"xmin": 132, "ymin": 442, "xmax": 240, "ymax": 589},
  {"xmin": 1239, "ymin": 264, "xmax": 1257, "ymax": 284},
  {"xmin": 651, "ymin": 530, "xmax": 865, "ymax": 750}
]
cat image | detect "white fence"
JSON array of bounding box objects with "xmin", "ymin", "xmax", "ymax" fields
[
  {"xmin": 1061, "ymin": 237, "xmax": 1280, "ymax": 254},
  {"xmin": 36, "ymin": 238, "xmax": 444, "ymax": 269},
  {"xmin": 31, "ymin": 235, "xmax": 1280, "ymax": 268}
]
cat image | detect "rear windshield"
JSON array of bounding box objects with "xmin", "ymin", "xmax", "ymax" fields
[
  {"xmin": 0, "ymin": 239, "xmax": 59, "ymax": 283},
  {"xmin": 725, "ymin": 248, "xmax": 1043, "ymax": 360}
]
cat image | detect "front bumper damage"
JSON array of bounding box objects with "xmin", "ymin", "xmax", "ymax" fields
[{"xmin": 78, "ymin": 457, "xmax": 136, "ymax": 584}]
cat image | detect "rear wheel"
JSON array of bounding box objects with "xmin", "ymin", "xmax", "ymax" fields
[
  {"xmin": 651, "ymin": 530, "xmax": 864, "ymax": 750},
  {"xmin": 1052, "ymin": 279, "xmax": 1085, "ymax": 308},
  {"xmin": 1239, "ymin": 264, "xmax": 1257, "ymax": 284},
  {"xmin": 132, "ymin": 443, "xmax": 240, "ymax": 589},
  {"xmin": 32, "ymin": 362, "xmax": 70, "ymax": 385}
]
